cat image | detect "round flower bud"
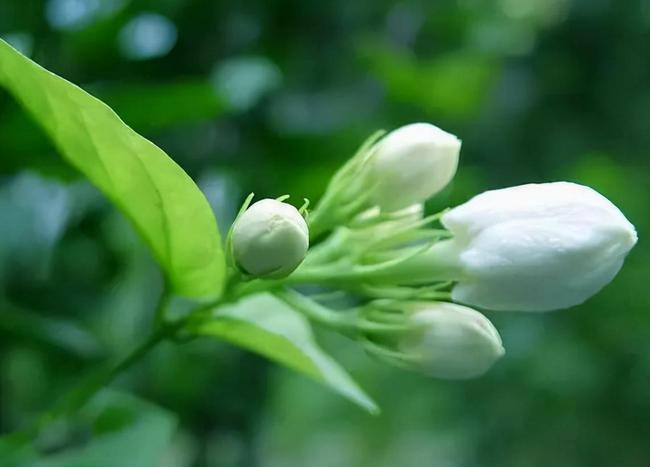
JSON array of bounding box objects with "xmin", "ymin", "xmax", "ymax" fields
[
  {"xmin": 441, "ymin": 182, "xmax": 638, "ymax": 311},
  {"xmin": 368, "ymin": 123, "xmax": 461, "ymax": 212},
  {"xmin": 232, "ymin": 199, "xmax": 309, "ymax": 278},
  {"xmin": 390, "ymin": 302, "xmax": 504, "ymax": 380}
]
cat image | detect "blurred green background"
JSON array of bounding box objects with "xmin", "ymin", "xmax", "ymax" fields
[{"xmin": 1, "ymin": 0, "xmax": 649, "ymax": 466}]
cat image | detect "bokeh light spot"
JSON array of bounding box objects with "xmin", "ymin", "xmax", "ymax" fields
[
  {"xmin": 211, "ymin": 56, "xmax": 282, "ymax": 112},
  {"xmin": 46, "ymin": 0, "xmax": 126, "ymax": 31},
  {"xmin": 118, "ymin": 13, "xmax": 177, "ymax": 61}
]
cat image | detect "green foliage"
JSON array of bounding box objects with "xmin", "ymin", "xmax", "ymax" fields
[
  {"xmin": 191, "ymin": 293, "xmax": 378, "ymax": 414},
  {"xmin": 36, "ymin": 394, "xmax": 175, "ymax": 467},
  {"xmin": 0, "ymin": 38, "xmax": 376, "ymax": 421},
  {"xmin": 361, "ymin": 44, "xmax": 496, "ymax": 118},
  {"xmin": 0, "ymin": 1, "xmax": 649, "ymax": 466},
  {"xmin": 0, "ymin": 80, "xmax": 225, "ymax": 177},
  {"xmin": 98, "ymin": 81, "xmax": 226, "ymax": 132},
  {"xmin": 0, "ymin": 40, "xmax": 225, "ymax": 299},
  {"xmin": 2, "ymin": 392, "xmax": 176, "ymax": 467},
  {"xmin": 0, "ymin": 301, "xmax": 101, "ymax": 359}
]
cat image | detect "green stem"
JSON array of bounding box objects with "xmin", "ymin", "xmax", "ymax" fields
[
  {"xmin": 154, "ymin": 288, "xmax": 171, "ymax": 325},
  {"xmin": 1, "ymin": 301, "xmax": 187, "ymax": 447},
  {"xmin": 53, "ymin": 323, "xmax": 177, "ymax": 417},
  {"xmin": 307, "ymin": 132, "xmax": 383, "ymax": 240},
  {"xmin": 307, "ymin": 193, "xmax": 339, "ymax": 240},
  {"xmin": 274, "ymin": 289, "xmax": 416, "ymax": 337},
  {"xmin": 274, "ymin": 288, "xmax": 357, "ymax": 334},
  {"xmin": 288, "ymin": 239, "xmax": 463, "ymax": 287},
  {"xmin": 1, "ymin": 244, "xmax": 282, "ymax": 448},
  {"xmin": 0, "ymin": 289, "xmax": 195, "ymax": 446}
]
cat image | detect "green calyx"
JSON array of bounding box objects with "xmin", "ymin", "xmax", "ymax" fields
[{"xmin": 308, "ymin": 131, "xmax": 385, "ymax": 238}]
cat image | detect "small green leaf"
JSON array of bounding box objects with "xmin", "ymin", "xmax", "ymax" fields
[
  {"xmin": 190, "ymin": 293, "xmax": 379, "ymax": 414},
  {"xmin": 0, "ymin": 392, "xmax": 176, "ymax": 467},
  {"xmin": 37, "ymin": 392, "xmax": 176, "ymax": 467},
  {"xmin": 0, "ymin": 40, "xmax": 225, "ymax": 298}
]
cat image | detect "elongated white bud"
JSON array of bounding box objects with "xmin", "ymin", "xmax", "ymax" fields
[
  {"xmin": 232, "ymin": 199, "xmax": 309, "ymax": 278},
  {"xmin": 368, "ymin": 123, "xmax": 460, "ymax": 212},
  {"xmin": 403, "ymin": 302, "xmax": 504, "ymax": 379},
  {"xmin": 442, "ymin": 182, "xmax": 637, "ymax": 311},
  {"xmin": 368, "ymin": 302, "xmax": 504, "ymax": 379}
]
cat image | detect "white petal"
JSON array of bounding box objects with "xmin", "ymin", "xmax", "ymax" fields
[
  {"xmin": 442, "ymin": 182, "xmax": 633, "ymax": 241},
  {"xmin": 451, "ymin": 216, "xmax": 635, "ymax": 311}
]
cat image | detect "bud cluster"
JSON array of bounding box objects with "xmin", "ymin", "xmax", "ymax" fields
[{"xmin": 228, "ymin": 122, "xmax": 637, "ymax": 380}]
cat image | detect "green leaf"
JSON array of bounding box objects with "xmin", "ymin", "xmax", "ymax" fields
[
  {"xmin": 0, "ymin": 392, "xmax": 176, "ymax": 467},
  {"xmin": 0, "ymin": 438, "xmax": 34, "ymax": 467},
  {"xmin": 0, "ymin": 79, "xmax": 226, "ymax": 177},
  {"xmin": 0, "ymin": 40, "xmax": 225, "ymax": 298},
  {"xmin": 40, "ymin": 392, "xmax": 176, "ymax": 467},
  {"xmin": 190, "ymin": 293, "xmax": 379, "ymax": 414},
  {"xmin": 360, "ymin": 42, "xmax": 496, "ymax": 118}
]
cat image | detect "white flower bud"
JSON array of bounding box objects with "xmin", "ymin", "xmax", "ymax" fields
[
  {"xmin": 232, "ymin": 199, "xmax": 309, "ymax": 278},
  {"xmin": 368, "ymin": 123, "xmax": 461, "ymax": 212},
  {"xmin": 442, "ymin": 182, "xmax": 638, "ymax": 311},
  {"xmin": 393, "ymin": 302, "xmax": 504, "ymax": 379}
]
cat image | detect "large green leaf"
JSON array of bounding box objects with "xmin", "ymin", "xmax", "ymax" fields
[
  {"xmin": 190, "ymin": 293, "xmax": 379, "ymax": 414},
  {"xmin": 0, "ymin": 40, "xmax": 224, "ymax": 298}
]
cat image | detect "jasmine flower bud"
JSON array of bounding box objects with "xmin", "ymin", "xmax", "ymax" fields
[
  {"xmin": 232, "ymin": 199, "xmax": 309, "ymax": 278},
  {"xmin": 442, "ymin": 182, "xmax": 638, "ymax": 311},
  {"xmin": 369, "ymin": 123, "xmax": 461, "ymax": 212},
  {"xmin": 368, "ymin": 302, "xmax": 504, "ymax": 379}
]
